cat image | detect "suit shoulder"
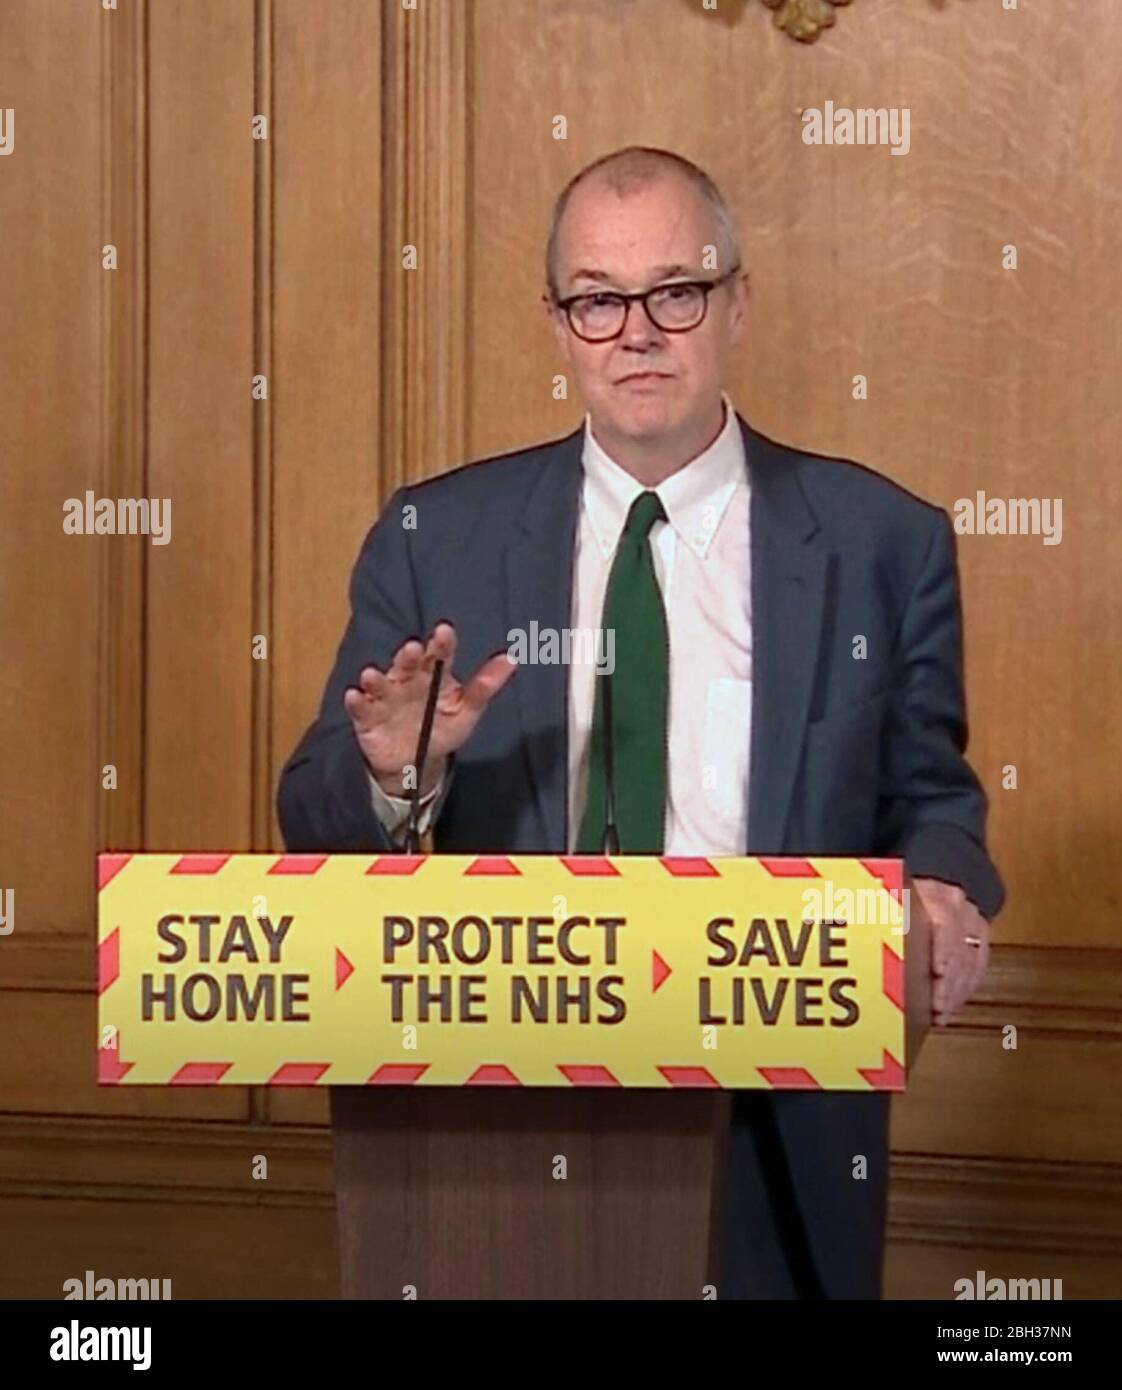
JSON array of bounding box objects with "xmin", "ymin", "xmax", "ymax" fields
[
  {"xmin": 749, "ymin": 428, "xmax": 946, "ymax": 539},
  {"xmin": 399, "ymin": 429, "xmax": 581, "ymax": 514}
]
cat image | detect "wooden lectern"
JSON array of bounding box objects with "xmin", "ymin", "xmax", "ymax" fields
[
  {"xmin": 94, "ymin": 850, "xmax": 929, "ymax": 1298},
  {"xmin": 329, "ymin": 873, "xmax": 930, "ymax": 1301},
  {"xmin": 331, "ymin": 1086, "xmax": 731, "ymax": 1299}
]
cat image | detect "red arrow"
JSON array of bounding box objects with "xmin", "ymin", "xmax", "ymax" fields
[{"xmin": 335, "ymin": 948, "xmax": 354, "ymax": 990}]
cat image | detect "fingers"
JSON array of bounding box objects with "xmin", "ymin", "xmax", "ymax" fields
[
  {"xmin": 392, "ymin": 623, "xmax": 457, "ymax": 685},
  {"xmin": 931, "ymin": 924, "xmax": 989, "ymax": 1024},
  {"xmin": 343, "ymin": 684, "xmax": 378, "ymax": 731},
  {"xmin": 919, "ymin": 878, "xmax": 988, "ymax": 1026},
  {"xmin": 391, "ymin": 638, "xmax": 426, "ymax": 680},
  {"xmin": 460, "ymin": 650, "xmax": 518, "ymax": 715},
  {"xmin": 424, "ymin": 621, "xmax": 457, "ymax": 668},
  {"xmin": 350, "ymin": 624, "xmax": 457, "ymax": 701},
  {"xmin": 356, "ymin": 665, "xmax": 388, "ymax": 699},
  {"xmin": 933, "ymin": 965, "xmax": 966, "ymax": 1022}
]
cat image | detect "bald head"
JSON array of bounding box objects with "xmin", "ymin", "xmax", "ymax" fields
[{"xmin": 546, "ymin": 146, "xmax": 741, "ymax": 300}]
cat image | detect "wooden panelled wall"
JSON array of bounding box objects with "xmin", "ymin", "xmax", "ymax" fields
[{"xmin": 0, "ymin": 0, "xmax": 1118, "ymax": 1299}]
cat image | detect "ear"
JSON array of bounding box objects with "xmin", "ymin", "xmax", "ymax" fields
[{"xmin": 727, "ymin": 271, "xmax": 750, "ymax": 346}]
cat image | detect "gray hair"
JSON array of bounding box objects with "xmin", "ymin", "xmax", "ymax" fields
[{"xmin": 545, "ymin": 146, "xmax": 742, "ymax": 300}]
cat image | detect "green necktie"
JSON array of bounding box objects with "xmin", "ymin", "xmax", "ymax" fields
[{"xmin": 576, "ymin": 490, "xmax": 669, "ymax": 854}]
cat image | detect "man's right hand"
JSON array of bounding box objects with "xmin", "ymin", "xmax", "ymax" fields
[{"xmin": 343, "ymin": 621, "xmax": 516, "ymax": 799}]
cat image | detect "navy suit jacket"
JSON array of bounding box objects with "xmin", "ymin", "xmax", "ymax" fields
[{"xmin": 277, "ymin": 415, "xmax": 1004, "ymax": 1297}]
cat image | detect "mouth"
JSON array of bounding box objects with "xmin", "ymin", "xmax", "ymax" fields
[{"xmin": 616, "ymin": 372, "xmax": 673, "ymax": 386}]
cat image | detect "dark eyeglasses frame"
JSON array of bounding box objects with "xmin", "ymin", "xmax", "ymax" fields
[{"xmin": 550, "ymin": 264, "xmax": 742, "ymax": 342}]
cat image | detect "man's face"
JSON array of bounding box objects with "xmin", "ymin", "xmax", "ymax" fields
[{"xmin": 547, "ymin": 172, "xmax": 747, "ymax": 445}]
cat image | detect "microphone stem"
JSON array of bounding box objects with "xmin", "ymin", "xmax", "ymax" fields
[
  {"xmin": 601, "ymin": 669, "xmax": 620, "ymax": 855},
  {"xmin": 403, "ymin": 658, "xmax": 443, "ymax": 855}
]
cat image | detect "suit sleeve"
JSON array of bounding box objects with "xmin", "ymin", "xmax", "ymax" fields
[
  {"xmin": 276, "ymin": 486, "xmax": 435, "ymax": 852},
  {"xmin": 880, "ymin": 509, "xmax": 1005, "ymax": 919}
]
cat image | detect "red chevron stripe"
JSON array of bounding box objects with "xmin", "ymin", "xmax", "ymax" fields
[
  {"xmin": 882, "ymin": 942, "xmax": 904, "ymax": 1010},
  {"xmin": 658, "ymin": 1066, "xmax": 720, "ymax": 1087},
  {"xmin": 169, "ymin": 1062, "xmax": 232, "ymax": 1084},
  {"xmin": 267, "ymin": 855, "xmax": 328, "ymax": 875},
  {"xmin": 169, "ymin": 854, "xmax": 231, "ymax": 875},
  {"xmin": 97, "ymin": 928, "xmax": 120, "ymax": 995},
  {"xmin": 857, "ymin": 1050, "xmax": 906, "ymax": 1090},
  {"xmin": 366, "ymin": 855, "xmax": 426, "ymax": 875},
  {"xmin": 268, "ymin": 1063, "xmax": 330, "ymax": 1085},
  {"xmin": 757, "ymin": 1066, "xmax": 821, "ymax": 1089},
  {"xmin": 659, "ymin": 857, "xmax": 719, "ymax": 876},
  {"xmin": 463, "ymin": 857, "xmax": 521, "ymax": 876},
  {"xmin": 97, "ymin": 1039, "xmax": 133, "ymax": 1085},
  {"xmin": 557, "ymin": 1064, "xmax": 620, "ymax": 1086},
  {"xmin": 366, "ymin": 1063, "xmax": 429, "ymax": 1084},
  {"xmin": 97, "ymin": 854, "xmax": 133, "ymax": 890},
  {"xmin": 860, "ymin": 857, "xmax": 904, "ymax": 900},
  {"xmin": 758, "ymin": 858, "xmax": 819, "ymax": 877},
  {"xmin": 465, "ymin": 1064, "xmax": 521, "ymax": 1085},
  {"xmin": 560, "ymin": 856, "xmax": 620, "ymax": 876}
]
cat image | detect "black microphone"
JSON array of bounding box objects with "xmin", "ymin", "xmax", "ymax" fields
[
  {"xmin": 599, "ymin": 663, "xmax": 621, "ymax": 855},
  {"xmin": 403, "ymin": 658, "xmax": 444, "ymax": 855}
]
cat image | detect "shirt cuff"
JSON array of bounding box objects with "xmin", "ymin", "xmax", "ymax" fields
[{"xmin": 368, "ymin": 769, "xmax": 444, "ymax": 843}]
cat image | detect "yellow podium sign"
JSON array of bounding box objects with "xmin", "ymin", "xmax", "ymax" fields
[{"xmin": 96, "ymin": 852, "xmax": 913, "ymax": 1090}]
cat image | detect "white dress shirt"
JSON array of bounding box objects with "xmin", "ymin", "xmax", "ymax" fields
[
  {"xmin": 569, "ymin": 392, "xmax": 752, "ymax": 854},
  {"xmin": 370, "ymin": 394, "xmax": 753, "ymax": 854}
]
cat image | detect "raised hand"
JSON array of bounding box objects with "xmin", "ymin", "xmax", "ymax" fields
[{"xmin": 343, "ymin": 621, "xmax": 516, "ymax": 798}]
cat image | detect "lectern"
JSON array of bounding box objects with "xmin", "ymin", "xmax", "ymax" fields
[
  {"xmin": 331, "ymin": 1086, "xmax": 730, "ymax": 1299},
  {"xmin": 96, "ymin": 851, "xmax": 929, "ymax": 1300},
  {"xmin": 329, "ymin": 859, "xmax": 929, "ymax": 1300}
]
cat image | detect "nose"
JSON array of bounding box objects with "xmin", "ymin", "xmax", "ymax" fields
[{"xmin": 619, "ymin": 296, "xmax": 662, "ymax": 348}]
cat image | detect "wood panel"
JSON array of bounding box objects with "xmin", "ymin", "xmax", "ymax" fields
[
  {"xmin": 0, "ymin": 1193, "xmax": 335, "ymax": 1301},
  {"xmin": 885, "ymin": 1242, "xmax": 1122, "ymax": 1303},
  {"xmin": 1, "ymin": 0, "xmax": 1119, "ymax": 1301},
  {"xmin": 2, "ymin": 1115, "xmax": 1118, "ymax": 1300},
  {"xmin": 0, "ymin": 1116, "xmax": 331, "ymax": 1197},
  {"xmin": 269, "ymin": 0, "xmax": 384, "ymax": 837},
  {"xmin": 0, "ymin": 0, "xmax": 105, "ymax": 938},
  {"xmin": 100, "ymin": 0, "xmax": 148, "ymax": 859},
  {"xmin": 143, "ymin": 0, "xmax": 256, "ymax": 852},
  {"xmin": 379, "ymin": 0, "xmax": 470, "ymax": 492},
  {"xmin": 3, "ymin": 993, "xmax": 243, "ymax": 1122},
  {"xmin": 894, "ymin": 1032, "xmax": 1122, "ymax": 1166}
]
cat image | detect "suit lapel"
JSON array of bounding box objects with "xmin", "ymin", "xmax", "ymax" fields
[
  {"xmin": 503, "ymin": 428, "xmax": 584, "ymax": 850},
  {"xmin": 501, "ymin": 416, "xmax": 825, "ymax": 855},
  {"xmin": 741, "ymin": 418, "xmax": 828, "ymax": 853}
]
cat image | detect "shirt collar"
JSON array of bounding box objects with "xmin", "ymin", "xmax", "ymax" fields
[{"xmin": 580, "ymin": 391, "xmax": 746, "ymax": 559}]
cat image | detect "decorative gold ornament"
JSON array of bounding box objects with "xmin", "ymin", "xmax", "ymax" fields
[{"xmin": 760, "ymin": 0, "xmax": 854, "ymax": 45}]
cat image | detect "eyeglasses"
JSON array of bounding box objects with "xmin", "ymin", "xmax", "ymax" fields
[{"xmin": 553, "ymin": 265, "xmax": 741, "ymax": 343}]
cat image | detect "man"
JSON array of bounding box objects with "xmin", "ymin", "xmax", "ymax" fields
[{"xmin": 277, "ymin": 146, "xmax": 1003, "ymax": 1299}]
